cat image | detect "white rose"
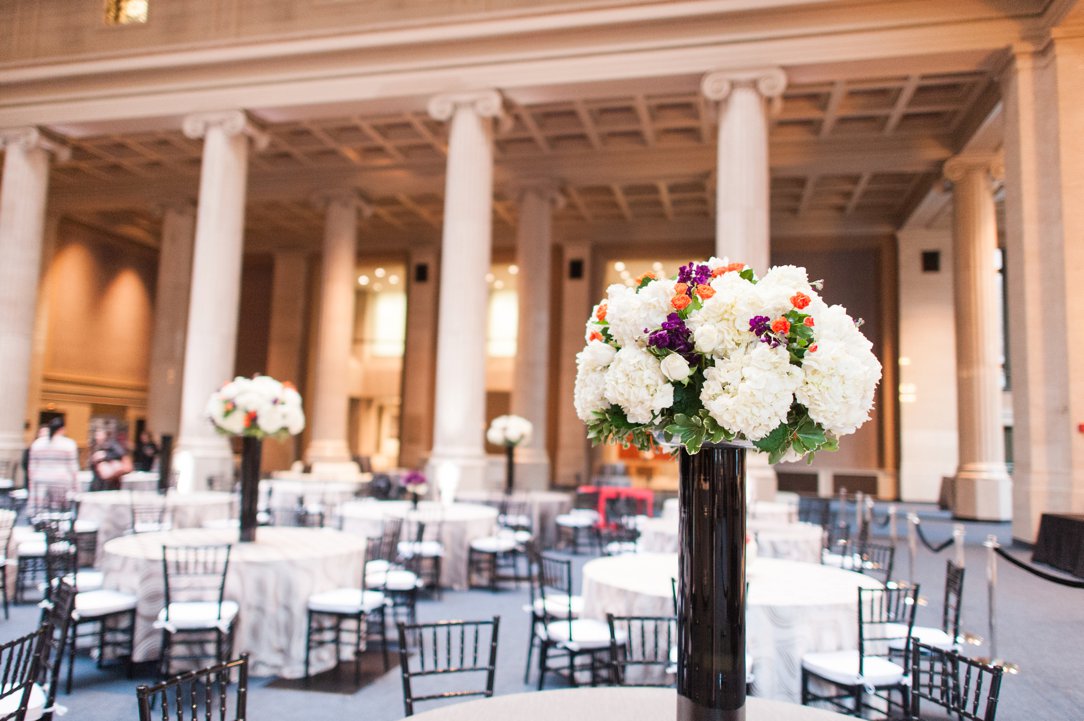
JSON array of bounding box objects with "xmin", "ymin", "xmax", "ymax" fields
[
  {"xmin": 692, "ymin": 324, "xmax": 720, "ymax": 355},
  {"xmin": 660, "ymin": 353, "xmax": 692, "ymax": 383},
  {"xmin": 581, "ymin": 340, "xmax": 617, "ymax": 369}
]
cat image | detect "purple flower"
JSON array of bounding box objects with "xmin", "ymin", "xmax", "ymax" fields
[
  {"xmin": 647, "ymin": 313, "xmax": 699, "ymax": 362},
  {"xmin": 749, "ymin": 315, "xmax": 782, "ymax": 348},
  {"xmin": 677, "ymin": 262, "xmax": 712, "ymax": 287},
  {"xmin": 401, "ymin": 470, "xmax": 427, "ymax": 487}
]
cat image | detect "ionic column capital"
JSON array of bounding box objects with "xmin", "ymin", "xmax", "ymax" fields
[
  {"xmin": 427, "ymin": 90, "xmax": 507, "ymax": 127},
  {"xmin": 0, "ymin": 127, "xmax": 71, "ymax": 161},
  {"xmin": 506, "ymin": 178, "xmax": 566, "ymax": 210},
  {"xmin": 701, "ymin": 67, "xmax": 788, "ymax": 111},
  {"xmin": 182, "ymin": 111, "xmax": 270, "ymax": 151},
  {"xmin": 310, "ymin": 189, "xmax": 373, "ymax": 219},
  {"xmin": 943, "ymin": 152, "xmax": 1005, "ymax": 185}
]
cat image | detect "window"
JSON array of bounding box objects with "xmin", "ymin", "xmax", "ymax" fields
[
  {"xmin": 105, "ymin": 0, "xmax": 149, "ymax": 25},
  {"xmin": 367, "ymin": 290, "xmax": 407, "ymax": 358},
  {"xmin": 487, "ymin": 288, "xmax": 518, "ymax": 357}
]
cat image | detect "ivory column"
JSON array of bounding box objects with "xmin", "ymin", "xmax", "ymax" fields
[
  {"xmin": 702, "ymin": 68, "xmax": 787, "ymax": 501},
  {"xmin": 305, "ymin": 192, "xmax": 369, "ymax": 470},
  {"xmin": 0, "ymin": 128, "xmax": 68, "ymax": 466},
  {"xmin": 701, "ymin": 67, "xmax": 786, "ymax": 275},
  {"xmin": 426, "ymin": 90, "xmax": 503, "ymax": 490},
  {"xmin": 944, "ymin": 155, "xmax": 1012, "ymax": 521},
  {"xmin": 555, "ymin": 240, "xmax": 593, "ymax": 487},
  {"xmin": 147, "ymin": 202, "xmax": 196, "ymax": 439},
  {"xmin": 174, "ymin": 111, "xmax": 267, "ymax": 492},
  {"xmin": 399, "ymin": 246, "xmax": 439, "ymax": 470},
  {"xmin": 509, "ymin": 182, "xmax": 563, "ymax": 490},
  {"xmin": 264, "ymin": 251, "xmax": 309, "ymax": 472}
]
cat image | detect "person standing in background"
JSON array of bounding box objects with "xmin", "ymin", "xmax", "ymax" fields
[
  {"xmin": 89, "ymin": 427, "xmax": 132, "ymax": 492},
  {"xmin": 132, "ymin": 430, "xmax": 159, "ymax": 472},
  {"xmin": 28, "ymin": 418, "xmax": 79, "ymax": 500}
]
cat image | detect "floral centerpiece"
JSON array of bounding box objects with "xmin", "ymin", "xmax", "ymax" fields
[
  {"xmin": 206, "ymin": 374, "xmax": 306, "ymax": 542},
  {"xmin": 574, "ymin": 258, "xmax": 880, "ymax": 721},
  {"xmin": 401, "ymin": 470, "xmax": 429, "ymax": 510},
  {"xmin": 574, "ymin": 259, "xmax": 880, "ymax": 460},
  {"xmin": 487, "ymin": 415, "xmax": 533, "ymax": 495}
]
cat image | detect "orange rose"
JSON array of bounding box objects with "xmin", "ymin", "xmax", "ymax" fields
[
  {"xmin": 589, "ymin": 331, "xmax": 603, "ymax": 342},
  {"xmin": 595, "ymin": 302, "xmax": 607, "ymax": 322},
  {"xmin": 635, "ymin": 272, "xmax": 657, "ymax": 284},
  {"xmin": 711, "ymin": 262, "xmax": 745, "ymax": 278},
  {"xmin": 674, "ymin": 282, "xmax": 689, "ymax": 296},
  {"xmin": 809, "ymin": 344, "xmax": 818, "ymax": 353},
  {"xmin": 770, "ymin": 317, "xmax": 790, "ymax": 334},
  {"xmin": 803, "ymin": 316, "xmax": 814, "ymax": 327},
  {"xmin": 695, "ymin": 284, "xmax": 716, "ymax": 300},
  {"xmin": 672, "ymin": 294, "xmax": 692, "ymax": 311},
  {"xmin": 244, "ymin": 410, "xmax": 258, "ymax": 428},
  {"xmin": 790, "ymin": 292, "xmax": 811, "ymax": 310}
]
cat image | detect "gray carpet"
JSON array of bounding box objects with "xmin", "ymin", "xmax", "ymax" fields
[{"xmin": 2, "ymin": 504, "xmax": 1080, "ymax": 720}]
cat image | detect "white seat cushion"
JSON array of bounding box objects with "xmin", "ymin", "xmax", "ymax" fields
[
  {"xmin": 155, "ymin": 601, "xmax": 239, "ymax": 631},
  {"xmin": 604, "ymin": 541, "xmax": 640, "ymax": 556},
  {"xmin": 16, "ymin": 540, "xmax": 46, "ymax": 558},
  {"xmin": 0, "ymin": 682, "xmax": 45, "ymax": 721},
  {"xmin": 365, "ymin": 559, "xmax": 391, "ymax": 574},
  {"xmin": 367, "ymin": 569, "xmax": 423, "ymax": 592},
  {"xmin": 397, "ymin": 540, "xmax": 444, "ymax": 558},
  {"xmin": 499, "ymin": 514, "xmax": 532, "ymax": 528},
  {"xmin": 531, "ymin": 595, "xmax": 584, "ymax": 618},
  {"xmin": 885, "ymin": 624, "xmax": 956, "ymax": 651},
  {"xmin": 73, "ymin": 519, "xmax": 99, "ymax": 534},
  {"xmin": 74, "ymin": 570, "xmax": 104, "ymax": 592},
  {"xmin": 544, "ymin": 618, "xmax": 617, "ymax": 652},
  {"xmin": 821, "ymin": 551, "xmax": 862, "ymax": 570},
  {"xmin": 470, "ymin": 536, "xmax": 517, "ymax": 554},
  {"xmin": 556, "ymin": 514, "xmax": 595, "ymax": 529},
  {"xmin": 308, "ymin": 588, "xmax": 387, "ymax": 615},
  {"xmin": 73, "ymin": 589, "xmax": 138, "ymax": 620},
  {"xmin": 132, "ymin": 521, "xmax": 171, "ymax": 534},
  {"xmin": 801, "ymin": 650, "xmax": 906, "ymax": 688}
]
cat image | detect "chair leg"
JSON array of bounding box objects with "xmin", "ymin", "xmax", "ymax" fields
[
  {"xmin": 125, "ymin": 610, "xmax": 134, "ymax": 679},
  {"xmin": 378, "ymin": 608, "xmax": 389, "ymax": 672},
  {"xmin": 852, "ymin": 685, "xmax": 863, "ymax": 718},
  {"xmin": 304, "ymin": 611, "xmax": 313, "ymax": 685},
  {"xmin": 800, "ymin": 668, "xmax": 809, "ymax": 705},
  {"xmin": 568, "ymin": 649, "xmax": 576, "ymax": 687},
  {"xmin": 1, "ymin": 564, "xmax": 8, "ymax": 620},
  {"xmin": 354, "ymin": 614, "xmax": 363, "ymax": 686},
  {"xmin": 523, "ymin": 620, "xmax": 536, "ymax": 684},
  {"xmin": 537, "ymin": 642, "xmax": 549, "ymax": 691},
  {"xmin": 65, "ymin": 619, "xmax": 77, "ymax": 694}
]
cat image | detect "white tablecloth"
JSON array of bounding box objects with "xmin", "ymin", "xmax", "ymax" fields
[
  {"xmin": 100, "ymin": 526, "xmax": 366, "ymax": 678},
  {"xmin": 338, "ymin": 500, "xmax": 498, "ymax": 589},
  {"xmin": 749, "ymin": 500, "xmax": 799, "ymax": 524},
  {"xmin": 258, "ymin": 479, "xmax": 363, "ymax": 510},
  {"xmin": 76, "ymin": 491, "xmax": 235, "ymax": 564},
  {"xmin": 408, "ymin": 687, "xmax": 851, "ymax": 721},
  {"xmin": 639, "ymin": 518, "xmax": 823, "ymax": 563},
  {"xmin": 453, "ymin": 490, "xmax": 572, "ymax": 548},
  {"xmin": 581, "ymin": 553, "xmax": 882, "ymax": 702}
]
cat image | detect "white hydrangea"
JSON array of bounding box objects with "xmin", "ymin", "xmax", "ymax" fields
[
  {"xmin": 604, "ymin": 346, "xmax": 674, "ymax": 424},
  {"xmin": 797, "ymin": 337, "xmax": 881, "ymax": 435},
  {"xmin": 687, "ymin": 271, "xmax": 761, "ymax": 356},
  {"xmin": 810, "ymin": 303, "xmax": 870, "ymax": 347},
  {"xmin": 754, "ymin": 264, "xmax": 814, "ymax": 318},
  {"xmin": 206, "ymin": 375, "xmax": 306, "ymax": 437},
  {"xmin": 604, "ymin": 278, "xmax": 676, "ymax": 348},
  {"xmin": 487, "ymin": 415, "xmax": 534, "ymax": 446},
  {"xmin": 574, "ymin": 344, "xmax": 614, "ymax": 423},
  {"xmin": 700, "ymin": 342, "xmax": 802, "ymax": 441}
]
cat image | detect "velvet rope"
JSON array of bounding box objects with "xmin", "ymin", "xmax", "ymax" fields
[
  {"xmin": 993, "ymin": 546, "xmax": 1084, "ymax": 589},
  {"xmin": 914, "ymin": 522, "xmax": 954, "ymax": 554}
]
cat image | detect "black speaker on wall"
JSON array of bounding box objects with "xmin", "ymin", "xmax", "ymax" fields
[
  {"xmin": 414, "ymin": 263, "xmax": 429, "ymax": 283},
  {"xmin": 569, "ymin": 259, "xmax": 584, "ymax": 279},
  {"xmin": 921, "ymin": 251, "xmax": 940, "ymax": 273}
]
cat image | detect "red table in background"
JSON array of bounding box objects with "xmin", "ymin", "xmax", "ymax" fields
[{"xmin": 577, "ymin": 485, "xmax": 654, "ymax": 525}]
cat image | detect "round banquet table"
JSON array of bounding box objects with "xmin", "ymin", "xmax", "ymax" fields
[
  {"xmin": 639, "ymin": 517, "xmax": 823, "ymax": 563},
  {"xmin": 580, "ymin": 553, "xmax": 882, "ymax": 702},
  {"xmin": 749, "ymin": 500, "xmax": 799, "ymax": 524},
  {"xmin": 408, "ymin": 687, "xmax": 851, "ymax": 721},
  {"xmin": 258, "ymin": 479, "xmax": 363, "ymax": 510},
  {"xmin": 75, "ymin": 490, "xmax": 235, "ymax": 564},
  {"xmin": 100, "ymin": 526, "xmax": 366, "ymax": 678},
  {"xmin": 453, "ymin": 489, "xmax": 572, "ymax": 548},
  {"xmin": 338, "ymin": 500, "xmax": 498, "ymax": 589}
]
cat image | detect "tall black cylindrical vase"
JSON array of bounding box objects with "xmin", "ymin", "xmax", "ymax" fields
[
  {"xmin": 239, "ymin": 436, "xmax": 262, "ymax": 543},
  {"xmin": 504, "ymin": 445, "xmax": 515, "ymax": 496},
  {"xmin": 157, "ymin": 434, "xmax": 173, "ymax": 495},
  {"xmin": 676, "ymin": 442, "xmax": 747, "ymax": 721}
]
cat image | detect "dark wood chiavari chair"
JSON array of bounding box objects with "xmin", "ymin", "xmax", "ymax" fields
[
  {"xmin": 135, "ymin": 653, "xmax": 249, "ymax": 721},
  {"xmin": 396, "ymin": 617, "xmax": 500, "ymax": 717}
]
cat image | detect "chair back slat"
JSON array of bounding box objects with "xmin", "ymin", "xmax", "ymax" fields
[
  {"xmin": 943, "ymin": 560, "xmax": 965, "ymax": 638},
  {"xmin": 161, "ymin": 544, "xmax": 232, "ymax": 615},
  {"xmin": 607, "ymin": 614, "xmax": 676, "ymax": 687},
  {"xmin": 135, "ymin": 654, "xmax": 249, "ymax": 721},
  {"xmin": 858, "ymin": 542, "xmax": 896, "ymax": 585},
  {"xmin": 396, "ymin": 617, "xmax": 500, "ymax": 716},
  {"xmin": 857, "ymin": 585, "xmax": 919, "ymax": 677},
  {"xmin": 0, "ymin": 626, "xmax": 49, "ymax": 721},
  {"xmin": 910, "ymin": 639, "xmax": 1004, "ymax": 721}
]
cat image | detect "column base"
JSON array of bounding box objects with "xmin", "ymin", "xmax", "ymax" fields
[
  {"xmin": 486, "ymin": 451, "xmax": 551, "ymax": 492},
  {"xmin": 746, "ymin": 452, "xmax": 777, "ymax": 503},
  {"xmin": 953, "ymin": 463, "xmax": 1013, "ymax": 521},
  {"xmin": 426, "ymin": 451, "xmax": 488, "ymax": 491},
  {"xmin": 304, "ymin": 439, "xmax": 353, "ymax": 465},
  {"xmin": 173, "ymin": 435, "xmax": 234, "ymax": 494}
]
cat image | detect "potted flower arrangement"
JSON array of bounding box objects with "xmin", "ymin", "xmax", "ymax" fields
[
  {"xmin": 400, "ymin": 470, "xmax": 429, "ymax": 510},
  {"xmin": 574, "ymin": 259, "xmax": 880, "ymax": 721},
  {"xmin": 486, "ymin": 415, "xmax": 533, "ymax": 495},
  {"xmin": 207, "ymin": 374, "xmax": 305, "ymax": 542}
]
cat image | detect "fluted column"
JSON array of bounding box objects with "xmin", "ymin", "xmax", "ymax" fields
[
  {"xmin": 264, "ymin": 251, "xmax": 309, "ymax": 472},
  {"xmin": 399, "ymin": 246, "xmax": 439, "ymax": 470},
  {"xmin": 147, "ymin": 201, "xmax": 196, "ymax": 439},
  {"xmin": 305, "ymin": 191, "xmax": 369, "ymax": 470},
  {"xmin": 426, "ymin": 90, "xmax": 503, "ymax": 490},
  {"xmin": 702, "ymin": 68, "xmax": 787, "ymax": 501},
  {"xmin": 175, "ymin": 111, "xmax": 267, "ymax": 492},
  {"xmin": 701, "ymin": 67, "xmax": 786, "ymax": 275},
  {"xmin": 509, "ymin": 181, "xmax": 563, "ymax": 490},
  {"xmin": 0, "ymin": 128, "xmax": 68, "ymax": 466},
  {"xmin": 945, "ymin": 154, "xmax": 1012, "ymax": 521}
]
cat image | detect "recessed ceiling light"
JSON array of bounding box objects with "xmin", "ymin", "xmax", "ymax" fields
[
  {"xmin": 508, "ymin": 264, "xmax": 519, "ymax": 275},
  {"xmin": 388, "ymin": 274, "xmax": 400, "ymax": 285},
  {"xmin": 494, "ymin": 280, "xmax": 505, "ymax": 290},
  {"xmin": 357, "ymin": 275, "xmax": 370, "ymax": 286},
  {"xmin": 374, "ymin": 267, "xmax": 386, "ymax": 278},
  {"xmin": 485, "ymin": 273, "xmax": 495, "ymax": 283},
  {"xmin": 614, "ymin": 261, "xmax": 626, "ymax": 272}
]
